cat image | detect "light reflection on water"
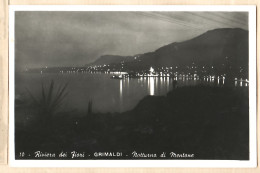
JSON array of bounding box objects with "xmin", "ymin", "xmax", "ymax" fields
[
  {"xmin": 119, "ymin": 79, "xmax": 123, "ymax": 111},
  {"xmin": 16, "ymin": 73, "xmax": 248, "ymax": 113},
  {"xmin": 149, "ymin": 77, "xmax": 155, "ymax": 95}
]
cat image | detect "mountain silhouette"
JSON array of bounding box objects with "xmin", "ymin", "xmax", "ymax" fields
[{"xmin": 88, "ymin": 28, "xmax": 248, "ymax": 77}]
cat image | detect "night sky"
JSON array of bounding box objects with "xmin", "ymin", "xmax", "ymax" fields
[{"xmin": 15, "ymin": 11, "xmax": 248, "ymax": 70}]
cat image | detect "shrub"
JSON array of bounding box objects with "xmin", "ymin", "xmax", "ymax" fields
[{"xmin": 26, "ymin": 80, "xmax": 68, "ymax": 124}]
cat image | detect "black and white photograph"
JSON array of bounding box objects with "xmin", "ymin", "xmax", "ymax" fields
[{"xmin": 9, "ymin": 5, "xmax": 256, "ymax": 167}]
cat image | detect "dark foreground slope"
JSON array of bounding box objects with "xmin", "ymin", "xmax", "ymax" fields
[{"xmin": 15, "ymin": 86, "xmax": 249, "ymax": 160}]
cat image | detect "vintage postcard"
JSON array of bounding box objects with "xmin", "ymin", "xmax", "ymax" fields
[{"xmin": 9, "ymin": 5, "xmax": 257, "ymax": 167}]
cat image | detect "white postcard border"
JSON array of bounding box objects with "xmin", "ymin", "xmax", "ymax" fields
[{"xmin": 9, "ymin": 5, "xmax": 257, "ymax": 168}]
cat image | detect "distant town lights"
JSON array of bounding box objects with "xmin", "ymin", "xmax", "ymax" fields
[{"xmin": 150, "ymin": 67, "xmax": 155, "ymax": 73}]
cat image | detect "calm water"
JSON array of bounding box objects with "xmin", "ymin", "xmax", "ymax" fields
[{"xmin": 15, "ymin": 73, "xmax": 246, "ymax": 113}]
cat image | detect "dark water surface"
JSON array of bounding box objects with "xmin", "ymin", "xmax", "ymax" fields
[{"xmin": 15, "ymin": 73, "xmax": 245, "ymax": 113}]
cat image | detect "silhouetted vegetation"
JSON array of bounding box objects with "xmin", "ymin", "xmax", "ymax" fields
[
  {"xmin": 87, "ymin": 100, "xmax": 93, "ymax": 116},
  {"xmin": 15, "ymin": 84, "xmax": 249, "ymax": 160},
  {"xmin": 23, "ymin": 80, "xmax": 68, "ymax": 131}
]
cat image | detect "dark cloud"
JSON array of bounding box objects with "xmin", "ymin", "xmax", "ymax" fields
[{"xmin": 15, "ymin": 11, "xmax": 248, "ymax": 70}]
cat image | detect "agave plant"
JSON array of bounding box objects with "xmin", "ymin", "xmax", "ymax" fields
[{"xmin": 26, "ymin": 80, "xmax": 68, "ymax": 122}]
